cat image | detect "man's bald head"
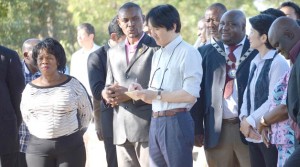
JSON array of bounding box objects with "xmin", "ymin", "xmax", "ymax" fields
[
  {"xmin": 268, "ymin": 17, "xmax": 300, "ymax": 59},
  {"xmin": 219, "ymin": 10, "xmax": 246, "ymax": 46},
  {"xmin": 22, "ymin": 38, "xmax": 41, "ymax": 54}
]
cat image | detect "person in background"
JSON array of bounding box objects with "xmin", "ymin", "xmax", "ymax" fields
[
  {"xmin": 70, "ymin": 23, "xmax": 100, "ymax": 99},
  {"xmin": 0, "ymin": 45, "xmax": 25, "ymax": 167},
  {"xmin": 279, "ymin": 1, "xmax": 300, "ymax": 20},
  {"xmin": 191, "ymin": 3, "xmax": 228, "ymax": 149},
  {"xmin": 268, "ymin": 16, "xmax": 300, "ymax": 167},
  {"xmin": 70, "ymin": 23, "xmax": 99, "ymax": 166},
  {"xmin": 101, "ymin": 2, "xmax": 158, "ymax": 167},
  {"xmin": 239, "ymin": 14, "xmax": 289, "ymax": 167},
  {"xmin": 130, "ymin": 4, "xmax": 202, "ymax": 167},
  {"xmin": 88, "ymin": 16, "xmax": 125, "ymax": 167},
  {"xmin": 21, "ymin": 38, "xmax": 92, "ymax": 167},
  {"xmin": 194, "ymin": 17, "xmax": 208, "ymax": 48},
  {"xmin": 204, "ymin": 3, "xmax": 227, "ymax": 44},
  {"xmin": 19, "ymin": 38, "xmax": 41, "ymax": 167}
]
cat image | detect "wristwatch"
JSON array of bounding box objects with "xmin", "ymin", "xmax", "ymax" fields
[
  {"xmin": 156, "ymin": 90, "xmax": 162, "ymax": 100},
  {"xmin": 260, "ymin": 116, "xmax": 268, "ymax": 126}
]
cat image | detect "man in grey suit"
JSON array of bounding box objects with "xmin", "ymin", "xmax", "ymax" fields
[
  {"xmin": 102, "ymin": 2, "xmax": 158, "ymax": 167},
  {"xmin": 0, "ymin": 45, "xmax": 25, "ymax": 167}
]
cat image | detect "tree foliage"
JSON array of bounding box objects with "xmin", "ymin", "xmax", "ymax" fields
[{"xmin": 0, "ymin": 0, "xmax": 299, "ymax": 62}]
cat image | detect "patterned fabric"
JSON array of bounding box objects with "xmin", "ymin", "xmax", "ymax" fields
[
  {"xmin": 19, "ymin": 61, "xmax": 40, "ymax": 152},
  {"xmin": 21, "ymin": 77, "xmax": 92, "ymax": 139},
  {"xmin": 269, "ymin": 70, "xmax": 295, "ymax": 166},
  {"xmin": 276, "ymin": 144, "xmax": 295, "ymax": 167},
  {"xmin": 270, "ymin": 70, "xmax": 294, "ymax": 145}
]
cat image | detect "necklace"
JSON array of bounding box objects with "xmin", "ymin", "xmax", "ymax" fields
[{"xmin": 212, "ymin": 42, "xmax": 254, "ymax": 78}]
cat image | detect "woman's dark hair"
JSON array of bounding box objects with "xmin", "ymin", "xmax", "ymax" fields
[
  {"xmin": 260, "ymin": 8, "xmax": 285, "ymax": 18},
  {"xmin": 32, "ymin": 38, "xmax": 66, "ymax": 73},
  {"xmin": 146, "ymin": 4, "xmax": 181, "ymax": 33},
  {"xmin": 279, "ymin": 1, "xmax": 300, "ymax": 19},
  {"xmin": 249, "ymin": 14, "xmax": 276, "ymax": 49}
]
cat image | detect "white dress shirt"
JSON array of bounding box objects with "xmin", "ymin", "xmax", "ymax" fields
[
  {"xmin": 149, "ymin": 35, "xmax": 203, "ymax": 111},
  {"xmin": 222, "ymin": 36, "xmax": 246, "ymax": 119},
  {"xmin": 70, "ymin": 43, "xmax": 100, "ymax": 96}
]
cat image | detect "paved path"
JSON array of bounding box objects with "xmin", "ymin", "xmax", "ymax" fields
[{"xmin": 84, "ymin": 123, "xmax": 208, "ymax": 167}]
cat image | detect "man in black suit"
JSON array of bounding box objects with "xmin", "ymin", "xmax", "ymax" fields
[
  {"xmin": 0, "ymin": 45, "xmax": 25, "ymax": 167},
  {"xmin": 88, "ymin": 16, "xmax": 125, "ymax": 167},
  {"xmin": 268, "ymin": 16, "xmax": 300, "ymax": 167},
  {"xmin": 194, "ymin": 10, "xmax": 258, "ymax": 167}
]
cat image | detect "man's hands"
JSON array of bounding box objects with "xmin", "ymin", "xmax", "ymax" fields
[
  {"xmin": 102, "ymin": 83, "xmax": 130, "ymax": 107},
  {"xmin": 240, "ymin": 117, "xmax": 261, "ymax": 140},
  {"xmin": 128, "ymin": 82, "xmax": 156, "ymax": 104}
]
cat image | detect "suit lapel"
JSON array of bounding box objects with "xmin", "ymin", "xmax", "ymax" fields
[{"xmin": 116, "ymin": 42, "xmax": 128, "ymax": 70}]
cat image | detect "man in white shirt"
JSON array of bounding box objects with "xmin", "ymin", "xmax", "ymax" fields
[
  {"xmin": 70, "ymin": 23, "xmax": 100, "ymax": 96},
  {"xmin": 130, "ymin": 4, "xmax": 202, "ymax": 167}
]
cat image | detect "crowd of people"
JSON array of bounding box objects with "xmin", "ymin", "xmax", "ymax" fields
[{"xmin": 1, "ymin": 1, "xmax": 300, "ymax": 167}]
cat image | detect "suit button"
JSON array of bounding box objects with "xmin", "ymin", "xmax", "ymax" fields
[
  {"xmin": 219, "ymin": 105, "xmax": 222, "ymax": 109},
  {"xmin": 125, "ymin": 106, "xmax": 128, "ymax": 109},
  {"xmin": 126, "ymin": 75, "xmax": 129, "ymax": 79}
]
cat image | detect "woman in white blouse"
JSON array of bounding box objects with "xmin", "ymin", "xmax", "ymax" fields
[
  {"xmin": 239, "ymin": 14, "xmax": 289, "ymax": 167},
  {"xmin": 21, "ymin": 38, "xmax": 92, "ymax": 167}
]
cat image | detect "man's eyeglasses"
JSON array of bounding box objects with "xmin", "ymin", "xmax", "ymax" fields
[{"xmin": 149, "ymin": 67, "xmax": 168, "ymax": 91}]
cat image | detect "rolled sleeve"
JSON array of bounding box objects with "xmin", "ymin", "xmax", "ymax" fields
[{"xmin": 182, "ymin": 49, "xmax": 203, "ymax": 98}]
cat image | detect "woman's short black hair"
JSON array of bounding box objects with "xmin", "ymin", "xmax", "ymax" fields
[
  {"xmin": 146, "ymin": 4, "xmax": 181, "ymax": 33},
  {"xmin": 260, "ymin": 8, "xmax": 285, "ymax": 18},
  {"xmin": 249, "ymin": 14, "xmax": 276, "ymax": 49},
  {"xmin": 32, "ymin": 38, "xmax": 66, "ymax": 73}
]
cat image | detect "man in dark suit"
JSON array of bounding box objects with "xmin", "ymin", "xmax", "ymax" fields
[
  {"xmin": 101, "ymin": 2, "xmax": 158, "ymax": 167},
  {"xmin": 0, "ymin": 45, "xmax": 25, "ymax": 167},
  {"xmin": 194, "ymin": 10, "xmax": 258, "ymax": 167},
  {"xmin": 268, "ymin": 16, "xmax": 300, "ymax": 167},
  {"xmin": 88, "ymin": 16, "xmax": 125, "ymax": 167}
]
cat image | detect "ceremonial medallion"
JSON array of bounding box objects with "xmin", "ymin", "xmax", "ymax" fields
[{"xmin": 228, "ymin": 69, "xmax": 236, "ymax": 78}]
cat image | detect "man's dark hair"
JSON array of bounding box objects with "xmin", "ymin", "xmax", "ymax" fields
[
  {"xmin": 32, "ymin": 38, "xmax": 66, "ymax": 73},
  {"xmin": 279, "ymin": 1, "xmax": 300, "ymax": 19},
  {"xmin": 77, "ymin": 23, "xmax": 95, "ymax": 35},
  {"xmin": 146, "ymin": 4, "xmax": 181, "ymax": 33},
  {"xmin": 261, "ymin": 8, "xmax": 286, "ymax": 18},
  {"xmin": 108, "ymin": 16, "xmax": 124, "ymax": 38},
  {"xmin": 207, "ymin": 3, "xmax": 227, "ymax": 15},
  {"xmin": 249, "ymin": 14, "xmax": 277, "ymax": 49}
]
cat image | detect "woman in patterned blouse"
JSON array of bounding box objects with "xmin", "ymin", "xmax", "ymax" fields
[{"xmin": 20, "ymin": 38, "xmax": 92, "ymax": 167}]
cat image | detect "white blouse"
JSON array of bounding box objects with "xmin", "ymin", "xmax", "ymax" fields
[{"xmin": 21, "ymin": 76, "xmax": 92, "ymax": 139}]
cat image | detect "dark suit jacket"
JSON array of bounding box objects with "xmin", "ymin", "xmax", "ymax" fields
[
  {"xmin": 195, "ymin": 39, "xmax": 257, "ymax": 149},
  {"xmin": 0, "ymin": 45, "xmax": 25, "ymax": 154},
  {"xmin": 288, "ymin": 53, "xmax": 300, "ymax": 133},
  {"xmin": 106, "ymin": 34, "xmax": 159, "ymax": 145},
  {"xmin": 88, "ymin": 43, "xmax": 114, "ymax": 138}
]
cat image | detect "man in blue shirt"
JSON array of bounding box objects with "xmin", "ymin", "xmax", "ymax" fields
[{"xmin": 19, "ymin": 38, "xmax": 41, "ymax": 167}]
